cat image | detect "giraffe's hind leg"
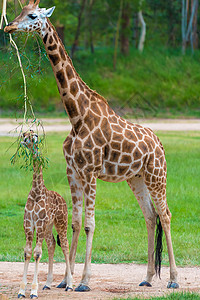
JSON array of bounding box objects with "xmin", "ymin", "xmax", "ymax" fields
[
  {"xmin": 66, "ymin": 164, "xmax": 83, "ymax": 277},
  {"xmin": 43, "ymin": 223, "xmax": 56, "ymax": 290},
  {"xmin": 54, "ymin": 199, "xmax": 72, "ymax": 291},
  {"xmin": 144, "ymin": 167, "xmax": 179, "ymax": 288},
  {"xmin": 127, "ymin": 175, "xmax": 157, "ymax": 286},
  {"xmin": 57, "ymin": 234, "xmax": 73, "ymax": 291}
]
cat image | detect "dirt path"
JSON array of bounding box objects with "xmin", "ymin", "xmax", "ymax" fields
[
  {"xmin": 0, "ymin": 262, "xmax": 199, "ymax": 299},
  {"xmin": 0, "ymin": 118, "xmax": 200, "ymax": 136}
]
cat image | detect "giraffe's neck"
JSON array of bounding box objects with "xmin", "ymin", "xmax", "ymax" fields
[
  {"xmin": 40, "ymin": 19, "xmax": 108, "ymax": 131},
  {"xmin": 32, "ymin": 161, "xmax": 44, "ymax": 192},
  {"xmin": 41, "ymin": 20, "xmax": 86, "ymax": 126}
]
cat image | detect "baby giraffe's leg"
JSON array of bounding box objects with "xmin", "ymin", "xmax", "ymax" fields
[
  {"xmin": 18, "ymin": 231, "xmax": 34, "ymax": 298},
  {"xmin": 30, "ymin": 230, "xmax": 45, "ymax": 298},
  {"xmin": 58, "ymin": 232, "xmax": 73, "ymax": 291},
  {"xmin": 43, "ymin": 223, "xmax": 56, "ymax": 290},
  {"xmin": 56, "ymin": 220, "xmax": 73, "ymax": 291}
]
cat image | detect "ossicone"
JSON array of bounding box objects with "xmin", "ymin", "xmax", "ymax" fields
[{"xmin": 29, "ymin": 0, "xmax": 40, "ymax": 7}]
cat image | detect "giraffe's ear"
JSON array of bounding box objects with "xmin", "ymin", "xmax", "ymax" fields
[{"xmin": 43, "ymin": 6, "xmax": 55, "ymax": 18}]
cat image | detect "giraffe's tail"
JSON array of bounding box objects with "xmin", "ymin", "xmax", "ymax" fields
[
  {"xmin": 57, "ymin": 234, "xmax": 61, "ymax": 247},
  {"xmin": 155, "ymin": 215, "xmax": 163, "ymax": 278}
]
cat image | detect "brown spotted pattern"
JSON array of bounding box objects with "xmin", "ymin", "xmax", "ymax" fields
[
  {"xmin": 5, "ymin": 3, "xmax": 178, "ymax": 291},
  {"xmin": 18, "ymin": 131, "xmax": 72, "ymax": 298},
  {"xmin": 42, "ymin": 19, "xmax": 177, "ymax": 290}
]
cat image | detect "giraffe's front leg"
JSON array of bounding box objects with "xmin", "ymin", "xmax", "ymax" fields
[
  {"xmin": 18, "ymin": 240, "xmax": 33, "ymax": 298},
  {"xmin": 75, "ymin": 175, "xmax": 96, "ymax": 292},
  {"xmin": 18, "ymin": 217, "xmax": 34, "ymax": 299},
  {"xmin": 30, "ymin": 233, "xmax": 45, "ymax": 298},
  {"xmin": 43, "ymin": 223, "xmax": 56, "ymax": 290}
]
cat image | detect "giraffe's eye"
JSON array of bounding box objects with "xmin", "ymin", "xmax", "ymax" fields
[{"xmin": 28, "ymin": 14, "xmax": 37, "ymax": 20}]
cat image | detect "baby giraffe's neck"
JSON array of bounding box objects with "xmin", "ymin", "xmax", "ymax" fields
[{"xmin": 32, "ymin": 162, "xmax": 44, "ymax": 192}]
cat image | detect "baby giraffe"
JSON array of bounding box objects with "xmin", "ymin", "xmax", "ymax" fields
[{"xmin": 18, "ymin": 130, "xmax": 72, "ymax": 299}]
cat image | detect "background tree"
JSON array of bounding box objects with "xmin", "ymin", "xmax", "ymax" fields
[
  {"xmin": 84, "ymin": 0, "xmax": 95, "ymax": 53},
  {"xmin": 146, "ymin": 0, "xmax": 181, "ymax": 47},
  {"xmin": 182, "ymin": 0, "xmax": 198, "ymax": 54},
  {"xmin": 71, "ymin": 0, "xmax": 86, "ymax": 58},
  {"xmin": 1, "ymin": 0, "xmax": 200, "ymax": 117},
  {"xmin": 120, "ymin": 0, "xmax": 130, "ymax": 55},
  {"xmin": 138, "ymin": 0, "xmax": 146, "ymax": 52},
  {"xmin": 113, "ymin": 0, "xmax": 123, "ymax": 70}
]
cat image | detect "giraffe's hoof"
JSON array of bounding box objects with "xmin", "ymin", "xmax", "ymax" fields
[
  {"xmin": 65, "ymin": 286, "xmax": 73, "ymax": 292},
  {"xmin": 167, "ymin": 281, "xmax": 179, "ymax": 289},
  {"xmin": 30, "ymin": 295, "xmax": 38, "ymax": 299},
  {"xmin": 75, "ymin": 284, "xmax": 90, "ymax": 292},
  {"xmin": 57, "ymin": 281, "xmax": 66, "ymax": 288},
  {"xmin": 42, "ymin": 285, "xmax": 50, "ymax": 290},
  {"xmin": 139, "ymin": 280, "xmax": 152, "ymax": 287},
  {"xmin": 18, "ymin": 294, "xmax": 25, "ymax": 298}
]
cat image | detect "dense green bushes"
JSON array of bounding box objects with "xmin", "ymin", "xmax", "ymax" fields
[{"xmin": 0, "ymin": 44, "xmax": 200, "ymax": 117}]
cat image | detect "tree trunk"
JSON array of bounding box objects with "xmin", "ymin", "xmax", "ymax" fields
[
  {"xmin": 191, "ymin": 0, "xmax": 198, "ymax": 49},
  {"xmin": 166, "ymin": 0, "xmax": 176, "ymax": 46},
  {"xmin": 182, "ymin": 0, "xmax": 198, "ymax": 54},
  {"xmin": 71, "ymin": 0, "xmax": 87, "ymax": 58},
  {"xmin": 182, "ymin": 0, "xmax": 186, "ymax": 54},
  {"xmin": 120, "ymin": 0, "xmax": 130, "ymax": 56},
  {"xmin": 113, "ymin": 0, "xmax": 123, "ymax": 70},
  {"xmin": 84, "ymin": 0, "xmax": 89, "ymax": 49},
  {"xmin": 133, "ymin": 12, "xmax": 139, "ymax": 48},
  {"xmin": 89, "ymin": 0, "xmax": 95, "ymax": 53},
  {"xmin": 138, "ymin": 10, "xmax": 146, "ymax": 52},
  {"xmin": 56, "ymin": 25, "xmax": 65, "ymax": 44},
  {"xmin": 84, "ymin": 0, "xmax": 95, "ymax": 53}
]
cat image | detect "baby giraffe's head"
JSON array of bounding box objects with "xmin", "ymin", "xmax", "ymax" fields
[
  {"xmin": 4, "ymin": 0, "xmax": 55, "ymax": 35},
  {"xmin": 22, "ymin": 130, "xmax": 38, "ymax": 153}
]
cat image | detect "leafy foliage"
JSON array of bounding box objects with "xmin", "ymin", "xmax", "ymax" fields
[
  {"xmin": 1, "ymin": 47, "xmax": 200, "ymax": 118},
  {"xmin": 0, "ymin": 0, "xmax": 199, "ymax": 117},
  {"xmin": 10, "ymin": 119, "xmax": 49, "ymax": 172}
]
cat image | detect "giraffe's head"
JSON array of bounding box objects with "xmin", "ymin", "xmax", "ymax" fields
[
  {"xmin": 22, "ymin": 130, "xmax": 38, "ymax": 153},
  {"xmin": 4, "ymin": 0, "xmax": 55, "ymax": 34}
]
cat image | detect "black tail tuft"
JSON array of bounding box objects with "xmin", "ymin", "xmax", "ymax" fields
[
  {"xmin": 155, "ymin": 215, "xmax": 163, "ymax": 278},
  {"xmin": 57, "ymin": 234, "xmax": 61, "ymax": 247}
]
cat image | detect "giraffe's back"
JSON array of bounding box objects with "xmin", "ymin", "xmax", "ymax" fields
[
  {"xmin": 98, "ymin": 114, "xmax": 166, "ymax": 183},
  {"xmin": 25, "ymin": 188, "xmax": 68, "ymax": 232},
  {"xmin": 62, "ymin": 101, "xmax": 166, "ymax": 184}
]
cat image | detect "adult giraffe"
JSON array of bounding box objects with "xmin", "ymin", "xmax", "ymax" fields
[{"xmin": 4, "ymin": 0, "xmax": 179, "ymax": 291}]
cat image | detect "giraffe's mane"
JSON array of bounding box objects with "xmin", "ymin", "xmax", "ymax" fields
[{"xmin": 47, "ymin": 19, "xmax": 108, "ymax": 105}]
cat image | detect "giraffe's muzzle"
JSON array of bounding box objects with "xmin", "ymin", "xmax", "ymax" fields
[{"xmin": 4, "ymin": 24, "xmax": 18, "ymax": 33}]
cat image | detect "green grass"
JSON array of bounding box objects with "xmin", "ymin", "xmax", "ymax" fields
[
  {"xmin": 115, "ymin": 292, "xmax": 200, "ymax": 299},
  {"xmin": 1, "ymin": 45, "xmax": 200, "ymax": 117},
  {"xmin": 0, "ymin": 131, "xmax": 200, "ymax": 265}
]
